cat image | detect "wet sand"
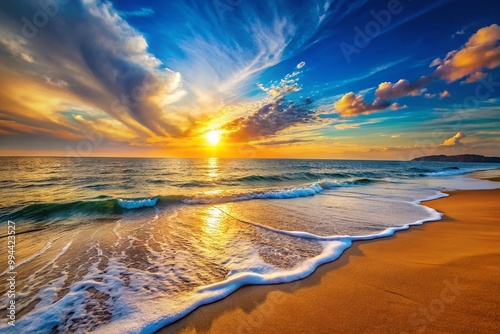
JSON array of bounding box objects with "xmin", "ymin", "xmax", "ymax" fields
[{"xmin": 160, "ymin": 185, "xmax": 500, "ymax": 333}]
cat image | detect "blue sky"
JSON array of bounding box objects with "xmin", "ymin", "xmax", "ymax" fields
[{"xmin": 0, "ymin": 0, "xmax": 499, "ymax": 158}]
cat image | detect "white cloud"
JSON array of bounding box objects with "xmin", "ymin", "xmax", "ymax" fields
[{"xmin": 44, "ymin": 76, "xmax": 69, "ymax": 89}]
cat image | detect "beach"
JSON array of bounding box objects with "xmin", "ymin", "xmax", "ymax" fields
[{"xmin": 161, "ymin": 183, "xmax": 500, "ymax": 333}]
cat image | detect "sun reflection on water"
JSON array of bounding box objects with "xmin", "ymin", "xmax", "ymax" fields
[
  {"xmin": 207, "ymin": 157, "xmax": 219, "ymax": 179},
  {"xmin": 204, "ymin": 206, "xmax": 223, "ymax": 234},
  {"xmin": 199, "ymin": 205, "xmax": 236, "ymax": 254}
]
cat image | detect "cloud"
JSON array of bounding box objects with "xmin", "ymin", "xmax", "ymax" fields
[
  {"xmin": 0, "ymin": 0, "xmax": 188, "ymax": 141},
  {"xmin": 0, "ymin": 29, "xmax": 34, "ymax": 63},
  {"xmin": 222, "ymin": 70, "xmax": 317, "ymax": 141},
  {"xmin": 429, "ymin": 58, "xmax": 441, "ymax": 67},
  {"xmin": 296, "ymin": 61, "xmax": 306, "ymax": 69},
  {"xmin": 439, "ymin": 90, "xmax": 451, "ymax": 99},
  {"xmin": 453, "ymin": 29, "xmax": 465, "ymax": 37},
  {"xmin": 441, "ymin": 132, "xmax": 465, "ymax": 146},
  {"xmin": 333, "ymin": 77, "xmax": 423, "ymax": 117},
  {"xmin": 334, "ymin": 123, "xmax": 361, "ymax": 130},
  {"xmin": 375, "ymin": 76, "xmax": 431, "ymax": 100},
  {"xmin": 333, "ymin": 24, "xmax": 500, "ymax": 119},
  {"xmin": 167, "ymin": 1, "xmax": 330, "ymax": 106},
  {"xmin": 433, "ymin": 24, "xmax": 500, "ymax": 82},
  {"xmin": 389, "ymin": 102, "xmax": 407, "ymax": 110},
  {"xmin": 461, "ymin": 71, "xmax": 488, "ymax": 84},
  {"xmin": 256, "ymin": 70, "xmax": 302, "ymax": 97},
  {"xmin": 223, "ymin": 100, "xmax": 315, "ymax": 141},
  {"xmin": 120, "ymin": 7, "xmax": 155, "ymax": 18},
  {"xmin": 333, "ymin": 92, "xmax": 390, "ymax": 117},
  {"xmin": 333, "ymin": 24, "xmax": 500, "ymax": 118},
  {"xmin": 44, "ymin": 76, "xmax": 69, "ymax": 89},
  {"xmin": 255, "ymin": 139, "xmax": 311, "ymax": 146}
]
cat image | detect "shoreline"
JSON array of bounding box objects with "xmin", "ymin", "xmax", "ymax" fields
[{"xmin": 159, "ymin": 178, "xmax": 500, "ymax": 333}]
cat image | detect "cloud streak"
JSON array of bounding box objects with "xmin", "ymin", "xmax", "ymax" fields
[{"xmin": 0, "ymin": 0, "xmax": 188, "ymax": 142}]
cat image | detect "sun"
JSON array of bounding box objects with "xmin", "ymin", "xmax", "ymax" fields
[{"xmin": 205, "ymin": 130, "xmax": 221, "ymax": 145}]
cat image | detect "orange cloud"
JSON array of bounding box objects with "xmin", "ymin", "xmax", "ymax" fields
[
  {"xmin": 441, "ymin": 132, "xmax": 465, "ymax": 146},
  {"xmin": 333, "ymin": 92, "xmax": 389, "ymax": 117},
  {"xmin": 439, "ymin": 90, "xmax": 451, "ymax": 99},
  {"xmin": 433, "ymin": 24, "xmax": 500, "ymax": 82},
  {"xmin": 461, "ymin": 71, "xmax": 488, "ymax": 84}
]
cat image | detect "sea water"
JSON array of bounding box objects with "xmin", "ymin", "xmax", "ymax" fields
[{"xmin": 0, "ymin": 157, "xmax": 498, "ymax": 333}]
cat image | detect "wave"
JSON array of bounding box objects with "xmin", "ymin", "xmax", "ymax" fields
[
  {"xmin": 182, "ymin": 178, "xmax": 376, "ymax": 204},
  {"xmin": 172, "ymin": 172, "xmax": 353, "ymax": 188},
  {"xmin": 6, "ymin": 199, "xmax": 121, "ymax": 221},
  {"xmin": 232, "ymin": 172, "xmax": 350, "ymax": 183},
  {"xmin": 117, "ymin": 197, "xmax": 158, "ymax": 209},
  {"xmin": 3, "ymin": 178, "xmax": 377, "ymax": 221}
]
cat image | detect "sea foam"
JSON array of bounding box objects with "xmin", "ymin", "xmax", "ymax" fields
[{"xmin": 117, "ymin": 197, "xmax": 158, "ymax": 209}]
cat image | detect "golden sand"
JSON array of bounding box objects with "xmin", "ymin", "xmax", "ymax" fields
[{"xmin": 161, "ymin": 187, "xmax": 500, "ymax": 333}]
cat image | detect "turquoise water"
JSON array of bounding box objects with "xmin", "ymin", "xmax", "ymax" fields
[{"xmin": 0, "ymin": 157, "xmax": 498, "ymax": 333}]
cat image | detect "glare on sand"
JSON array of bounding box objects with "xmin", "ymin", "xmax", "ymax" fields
[{"xmin": 205, "ymin": 130, "xmax": 221, "ymax": 145}]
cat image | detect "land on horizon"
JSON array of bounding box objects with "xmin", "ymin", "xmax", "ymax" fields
[{"xmin": 412, "ymin": 154, "xmax": 500, "ymax": 163}]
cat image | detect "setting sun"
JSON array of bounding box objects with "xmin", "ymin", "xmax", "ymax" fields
[{"xmin": 205, "ymin": 130, "xmax": 221, "ymax": 145}]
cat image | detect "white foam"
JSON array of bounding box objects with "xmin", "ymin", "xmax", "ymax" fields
[
  {"xmin": 182, "ymin": 180, "xmax": 351, "ymax": 205},
  {"xmin": 91, "ymin": 190, "xmax": 449, "ymax": 334},
  {"xmin": 118, "ymin": 197, "xmax": 158, "ymax": 209}
]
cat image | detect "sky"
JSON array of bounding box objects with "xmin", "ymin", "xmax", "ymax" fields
[{"xmin": 0, "ymin": 0, "xmax": 499, "ymax": 159}]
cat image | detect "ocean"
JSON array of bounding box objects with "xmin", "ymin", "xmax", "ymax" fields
[{"xmin": 0, "ymin": 157, "xmax": 499, "ymax": 333}]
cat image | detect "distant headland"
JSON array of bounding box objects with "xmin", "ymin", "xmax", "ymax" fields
[{"xmin": 411, "ymin": 154, "xmax": 500, "ymax": 163}]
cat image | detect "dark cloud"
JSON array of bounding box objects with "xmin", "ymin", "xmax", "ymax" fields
[
  {"xmin": 375, "ymin": 76, "xmax": 432, "ymax": 100},
  {"xmin": 0, "ymin": 0, "xmax": 186, "ymax": 137},
  {"xmin": 222, "ymin": 98, "xmax": 317, "ymax": 141},
  {"xmin": 255, "ymin": 139, "xmax": 312, "ymax": 146}
]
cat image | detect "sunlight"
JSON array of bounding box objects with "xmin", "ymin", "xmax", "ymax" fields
[
  {"xmin": 204, "ymin": 206, "xmax": 223, "ymax": 233},
  {"xmin": 207, "ymin": 157, "xmax": 219, "ymax": 178},
  {"xmin": 205, "ymin": 130, "xmax": 221, "ymax": 145}
]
